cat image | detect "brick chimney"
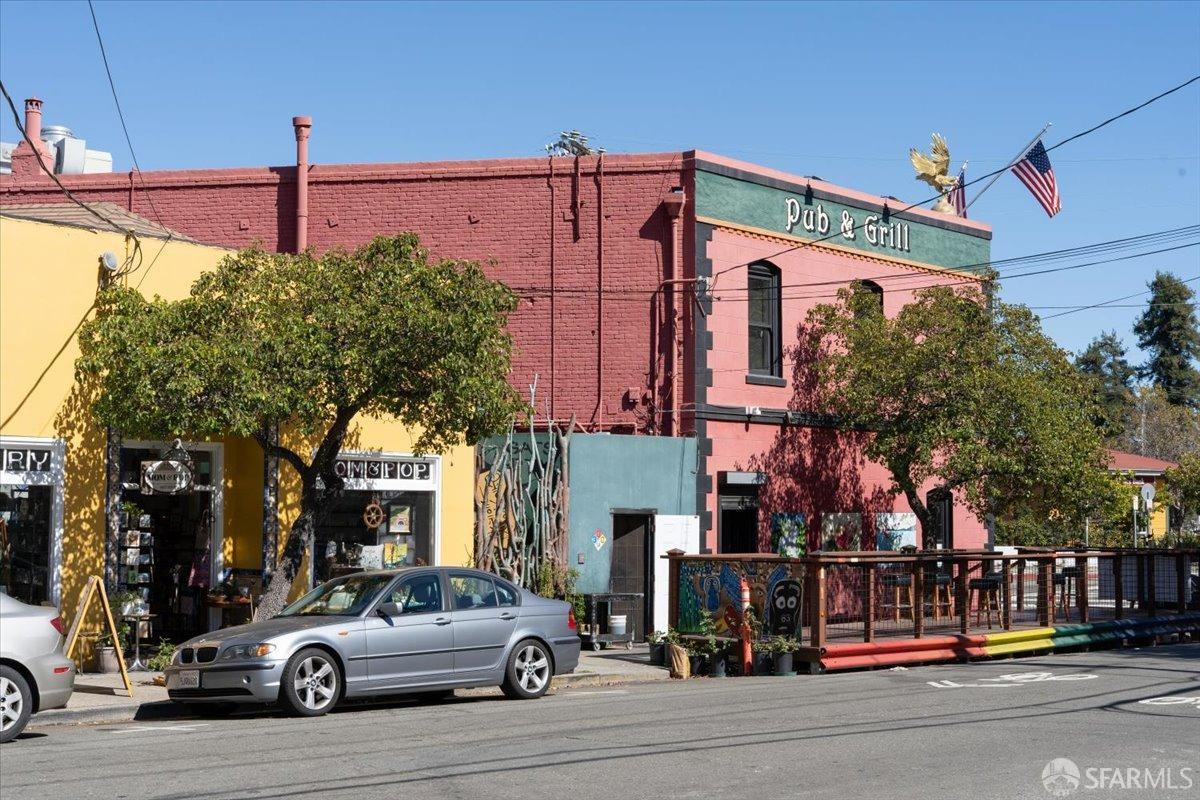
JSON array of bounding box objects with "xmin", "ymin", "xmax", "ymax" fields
[{"xmin": 10, "ymin": 97, "xmax": 56, "ymax": 178}]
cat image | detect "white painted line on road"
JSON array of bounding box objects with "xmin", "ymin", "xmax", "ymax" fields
[
  {"xmin": 558, "ymin": 690, "xmax": 630, "ymax": 697},
  {"xmin": 1138, "ymin": 696, "xmax": 1200, "ymax": 708},
  {"xmin": 927, "ymin": 671, "xmax": 1098, "ymax": 689},
  {"xmin": 109, "ymin": 723, "xmax": 211, "ymax": 734}
]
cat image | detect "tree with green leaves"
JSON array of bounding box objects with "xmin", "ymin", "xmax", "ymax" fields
[
  {"xmin": 808, "ymin": 283, "xmax": 1114, "ymax": 548},
  {"xmin": 1164, "ymin": 451, "xmax": 1200, "ymax": 534},
  {"xmin": 1075, "ymin": 330, "xmax": 1136, "ymax": 435},
  {"xmin": 77, "ymin": 234, "xmax": 524, "ymax": 619},
  {"xmin": 1134, "ymin": 272, "xmax": 1199, "ymax": 408}
]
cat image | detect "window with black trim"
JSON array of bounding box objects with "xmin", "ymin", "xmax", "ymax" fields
[
  {"xmin": 747, "ymin": 262, "xmax": 782, "ymax": 376},
  {"xmin": 853, "ymin": 280, "xmax": 884, "ymax": 318}
]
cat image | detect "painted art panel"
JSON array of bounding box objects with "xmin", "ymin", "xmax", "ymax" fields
[
  {"xmin": 875, "ymin": 513, "xmax": 918, "ymax": 551},
  {"xmin": 821, "ymin": 513, "xmax": 862, "ymax": 551}
]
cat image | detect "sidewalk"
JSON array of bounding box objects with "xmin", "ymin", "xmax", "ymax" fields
[{"xmin": 32, "ymin": 646, "xmax": 668, "ymax": 727}]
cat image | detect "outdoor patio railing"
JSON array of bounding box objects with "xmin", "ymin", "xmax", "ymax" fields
[{"xmin": 665, "ymin": 547, "xmax": 1199, "ymax": 650}]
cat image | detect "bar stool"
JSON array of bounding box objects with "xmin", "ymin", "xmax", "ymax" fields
[
  {"xmin": 1052, "ymin": 566, "xmax": 1080, "ymax": 622},
  {"xmin": 928, "ymin": 572, "xmax": 955, "ymax": 621},
  {"xmin": 969, "ymin": 574, "xmax": 1002, "ymax": 629},
  {"xmin": 880, "ymin": 573, "xmax": 914, "ymax": 622}
]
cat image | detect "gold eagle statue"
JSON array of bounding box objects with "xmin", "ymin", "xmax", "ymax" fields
[{"xmin": 909, "ymin": 133, "xmax": 958, "ymax": 213}]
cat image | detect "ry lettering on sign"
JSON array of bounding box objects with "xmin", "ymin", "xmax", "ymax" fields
[
  {"xmin": 785, "ymin": 198, "xmax": 910, "ymax": 254},
  {"xmin": 2, "ymin": 447, "xmax": 53, "ymax": 472}
]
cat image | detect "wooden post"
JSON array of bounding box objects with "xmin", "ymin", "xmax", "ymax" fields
[
  {"xmin": 1002, "ymin": 558, "xmax": 1012, "ymax": 630},
  {"xmin": 1113, "ymin": 553, "xmax": 1124, "ymax": 620},
  {"xmin": 1177, "ymin": 554, "xmax": 1187, "ymax": 615},
  {"xmin": 864, "ymin": 563, "xmax": 876, "ymax": 643},
  {"xmin": 808, "ymin": 562, "xmax": 826, "ymax": 650},
  {"xmin": 1076, "ymin": 555, "xmax": 1089, "ymax": 623},
  {"xmin": 1016, "ymin": 558, "xmax": 1025, "ymax": 612},
  {"xmin": 912, "ymin": 562, "xmax": 924, "ymax": 639},
  {"xmin": 957, "ymin": 559, "xmax": 969, "ymax": 635},
  {"xmin": 666, "ymin": 549, "xmax": 683, "ymax": 630},
  {"xmin": 1037, "ymin": 560, "xmax": 1052, "ymax": 627}
]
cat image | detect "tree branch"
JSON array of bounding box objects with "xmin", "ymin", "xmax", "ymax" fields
[{"xmin": 253, "ymin": 426, "xmax": 309, "ymax": 477}]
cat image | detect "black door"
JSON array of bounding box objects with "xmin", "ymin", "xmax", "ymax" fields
[
  {"xmin": 610, "ymin": 513, "xmax": 652, "ymax": 641},
  {"xmin": 927, "ymin": 488, "xmax": 954, "ymax": 549}
]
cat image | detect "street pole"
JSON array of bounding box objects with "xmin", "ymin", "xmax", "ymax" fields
[{"xmin": 965, "ymin": 123, "xmax": 1052, "ymax": 211}]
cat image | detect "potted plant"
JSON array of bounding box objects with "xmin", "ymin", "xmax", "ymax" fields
[
  {"xmin": 766, "ymin": 635, "xmax": 799, "ymax": 676},
  {"xmin": 751, "ymin": 638, "xmax": 774, "ymax": 676},
  {"xmin": 647, "ymin": 630, "xmax": 667, "ymax": 666},
  {"xmin": 118, "ymin": 501, "xmax": 139, "ymax": 528},
  {"xmin": 695, "ymin": 610, "xmax": 727, "ymax": 677},
  {"xmin": 96, "ymin": 590, "xmax": 137, "ymax": 672},
  {"xmin": 146, "ymin": 640, "xmax": 177, "ymax": 674}
]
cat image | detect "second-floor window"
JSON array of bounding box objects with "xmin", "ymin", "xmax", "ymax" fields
[{"xmin": 747, "ymin": 262, "xmax": 782, "ymax": 376}]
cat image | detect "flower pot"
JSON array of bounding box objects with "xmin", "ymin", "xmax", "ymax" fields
[
  {"xmin": 688, "ymin": 655, "xmax": 703, "ymax": 676},
  {"xmin": 649, "ymin": 642, "xmax": 665, "ymax": 666},
  {"xmin": 754, "ymin": 651, "xmax": 773, "ymax": 676},
  {"xmin": 709, "ymin": 654, "xmax": 727, "ymax": 678},
  {"xmin": 98, "ymin": 646, "xmax": 121, "ymax": 673},
  {"xmin": 772, "ymin": 651, "xmax": 795, "ymax": 676}
]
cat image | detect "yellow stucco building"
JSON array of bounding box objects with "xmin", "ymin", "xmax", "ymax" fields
[{"xmin": 0, "ymin": 205, "xmax": 474, "ymax": 649}]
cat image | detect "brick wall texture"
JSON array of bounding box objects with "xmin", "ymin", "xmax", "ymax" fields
[{"xmin": 2, "ymin": 153, "xmax": 687, "ymax": 431}]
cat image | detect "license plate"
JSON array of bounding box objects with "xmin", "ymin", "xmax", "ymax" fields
[{"xmin": 177, "ymin": 670, "xmax": 200, "ymax": 689}]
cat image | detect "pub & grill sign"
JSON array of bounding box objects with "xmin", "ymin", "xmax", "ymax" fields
[{"xmin": 141, "ymin": 459, "xmax": 195, "ymax": 495}]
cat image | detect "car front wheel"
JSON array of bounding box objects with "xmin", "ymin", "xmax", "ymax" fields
[
  {"xmin": 279, "ymin": 648, "xmax": 341, "ymax": 717},
  {"xmin": 0, "ymin": 666, "xmax": 33, "ymax": 743},
  {"xmin": 501, "ymin": 640, "xmax": 552, "ymax": 699}
]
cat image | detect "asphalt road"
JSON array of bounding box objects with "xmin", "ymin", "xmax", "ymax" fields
[{"xmin": 3, "ymin": 645, "xmax": 1198, "ymax": 800}]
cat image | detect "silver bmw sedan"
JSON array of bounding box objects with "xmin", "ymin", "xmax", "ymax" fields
[{"xmin": 164, "ymin": 567, "xmax": 581, "ymax": 716}]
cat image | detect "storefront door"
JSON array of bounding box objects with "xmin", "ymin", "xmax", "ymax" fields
[{"xmin": 119, "ymin": 442, "xmax": 223, "ymax": 637}]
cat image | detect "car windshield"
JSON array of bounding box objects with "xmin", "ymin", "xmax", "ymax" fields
[{"xmin": 279, "ymin": 573, "xmax": 393, "ymax": 617}]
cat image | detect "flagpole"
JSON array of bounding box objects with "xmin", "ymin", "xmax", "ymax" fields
[{"xmin": 965, "ymin": 123, "xmax": 1052, "ymax": 211}]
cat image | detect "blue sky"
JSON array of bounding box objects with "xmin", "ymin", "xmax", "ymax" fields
[{"xmin": 2, "ymin": 0, "xmax": 1197, "ymax": 359}]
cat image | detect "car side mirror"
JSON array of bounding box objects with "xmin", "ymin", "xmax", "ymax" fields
[{"xmin": 377, "ymin": 602, "xmax": 402, "ymax": 618}]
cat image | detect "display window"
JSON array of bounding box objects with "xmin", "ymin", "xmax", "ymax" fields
[
  {"xmin": 0, "ymin": 437, "xmax": 64, "ymax": 606},
  {"xmin": 313, "ymin": 453, "xmax": 438, "ymax": 585}
]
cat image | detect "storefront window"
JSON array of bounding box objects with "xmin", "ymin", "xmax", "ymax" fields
[
  {"xmin": 314, "ymin": 490, "xmax": 433, "ymax": 583},
  {"xmin": 0, "ymin": 484, "xmax": 53, "ymax": 604}
]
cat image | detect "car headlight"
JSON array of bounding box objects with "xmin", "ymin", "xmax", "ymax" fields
[{"xmin": 220, "ymin": 643, "xmax": 276, "ymax": 660}]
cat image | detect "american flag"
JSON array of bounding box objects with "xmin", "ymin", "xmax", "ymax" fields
[
  {"xmin": 1011, "ymin": 140, "xmax": 1061, "ymax": 217},
  {"xmin": 948, "ymin": 165, "xmax": 967, "ymax": 218}
]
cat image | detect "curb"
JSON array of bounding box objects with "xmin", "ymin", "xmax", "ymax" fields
[{"xmin": 30, "ymin": 669, "xmax": 670, "ymax": 728}]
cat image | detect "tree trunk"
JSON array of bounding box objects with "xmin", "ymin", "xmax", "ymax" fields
[{"xmin": 254, "ymin": 487, "xmax": 318, "ymax": 621}]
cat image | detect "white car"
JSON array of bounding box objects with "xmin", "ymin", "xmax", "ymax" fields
[{"xmin": 0, "ymin": 592, "xmax": 76, "ymax": 742}]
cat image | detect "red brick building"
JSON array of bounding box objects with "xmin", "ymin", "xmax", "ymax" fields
[{"xmin": 3, "ymin": 103, "xmax": 993, "ymax": 555}]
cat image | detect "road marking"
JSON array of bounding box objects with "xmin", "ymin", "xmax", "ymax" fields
[
  {"xmin": 1138, "ymin": 696, "xmax": 1200, "ymax": 708},
  {"xmin": 927, "ymin": 671, "xmax": 1098, "ymax": 689},
  {"xmin": 109, "ymin": 723, "xmax": 211, "ymax": 734},
  {"xmin": 559, "ymin": 690, "xmax": 629, "ymax": 697}
]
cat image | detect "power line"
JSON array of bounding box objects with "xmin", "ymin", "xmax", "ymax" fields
[
  {"xmin": 0, "ymin": 79, "xmax": 144, "ymax": 277},
  {"xmin": 1040, "ymin": 276, "xmax": 1199, "ymax": 320},
  {"xmin": 87, "ymin": 0, "xmax": 166, "ymax": 229}
]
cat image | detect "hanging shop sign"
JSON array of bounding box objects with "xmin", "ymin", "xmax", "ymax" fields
[
  {"xmin": 141, "ymin": 459, "xmax": 195, "ymax": 495},
  {"xmin": 333, "ymin": 455, "xmax": 433, "ymax": 483}
]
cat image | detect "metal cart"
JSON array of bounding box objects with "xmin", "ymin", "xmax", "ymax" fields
[{"xmin": 579, "ymin": 592, "xmax": 644, "ymax": 651}]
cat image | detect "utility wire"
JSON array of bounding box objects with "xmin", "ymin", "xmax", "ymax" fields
[
  {"xmin": 87, "ymin": 0, "xmax": 166, "ymax": 229},
  {"xmin": 0, "ymin": 79, "xmax": 144, "ymax": 277},
  {"xmin": 1040, "ymin": 276, "xmax": 1199, "ymax": 320}
]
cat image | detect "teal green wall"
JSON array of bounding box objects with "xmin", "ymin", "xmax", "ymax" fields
[
  {"xmin": 568, "ymin": 434, "xmax": 697, "ymax": 594},
  {"xmin": 695, "ymin": 169, "xmax": 990, "ymax": 272}
]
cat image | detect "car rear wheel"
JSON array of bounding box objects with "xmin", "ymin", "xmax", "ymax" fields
[
  {"xmin": 0, "ymin": 666, "xmax": 33, "ymax": 743},
  {"xmin": 279, "ymin": 649, "xmax": 341, "ymax": 717},
  {"xmin": 500, "ymin": 640, "xmax": 552, "ymax": 699}
]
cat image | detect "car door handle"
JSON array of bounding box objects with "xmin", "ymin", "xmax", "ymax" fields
[
  {"xmin": 433, "ymin": 617, "xmax": 452, "ymax": 626},
  {"xmin": 499, "ymin": 612, "xmax": 516, "ymax": 620}
]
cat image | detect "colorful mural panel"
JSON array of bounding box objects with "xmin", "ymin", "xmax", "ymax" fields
[{"xmin": 676, "ymin": 558, "xmax": 804, "ymax": 637}]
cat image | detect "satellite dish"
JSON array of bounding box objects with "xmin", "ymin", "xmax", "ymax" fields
[{"xmin": 1140, "ymin": 483, "xmax": 1156, "ymax": 506}]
